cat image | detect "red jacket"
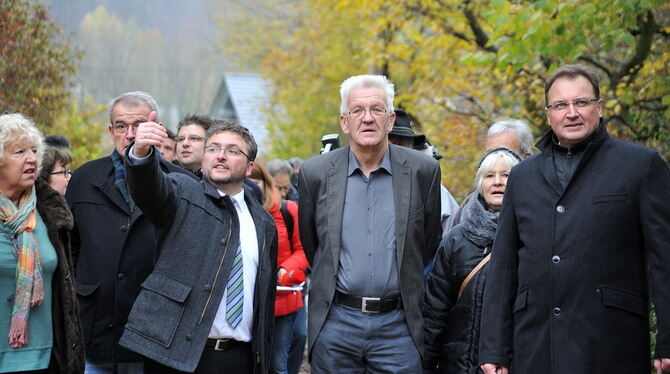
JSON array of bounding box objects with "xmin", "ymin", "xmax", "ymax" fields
[{"xmin": 268, "ymin": 191, "xmax": 308, "ymax": 316}]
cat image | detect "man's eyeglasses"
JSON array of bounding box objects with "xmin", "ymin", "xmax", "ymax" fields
[
  {"xmin": 546, "ymin": 98, "xmax": 600, "ymax": 112},
  {"xmin": 113, "ymin": 123, "xmax": 140, "ymax": 134},
  {"xmin": 347, "ymin": 107, "xmax": 387, "ymax": 119},
  {"xmin": 50, "ymin": 169, "xmax": 72, "ymax": 178},
  {"xmin": 204, "ymin": 146, "xmax": 250, "ymax": 160},
  {"xmin": 176, "ymin": 136, "xmax": 206, "ymax": 143}
]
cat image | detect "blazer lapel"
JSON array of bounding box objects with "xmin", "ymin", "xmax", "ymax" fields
[
  {"xmin": 390, "ymin": 147, "xmax": 410, "ymax": 267},
  {"xmin": 326, "ymin": 149, "xmax": 349, "ymax": 269}
]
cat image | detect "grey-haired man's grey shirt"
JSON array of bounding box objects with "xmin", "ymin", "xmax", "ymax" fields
[{"xmin": 337, "ymin": 149, "xmax": 398, "ymax": 297}]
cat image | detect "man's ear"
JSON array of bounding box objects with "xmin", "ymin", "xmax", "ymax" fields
[
  {"xmin": 246, "ymin": 161, "xmax": 255, "ymax": 177},
  {"xmin": 339, "ymin": 115, "xmax": 350, "ymax": 135}
]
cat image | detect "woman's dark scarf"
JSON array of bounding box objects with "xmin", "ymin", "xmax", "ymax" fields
[{"xmin": 460, "ymin": 194, "xmax": 499, "ymax": 248}]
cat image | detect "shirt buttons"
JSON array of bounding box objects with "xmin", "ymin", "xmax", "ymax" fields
[
  {"xmin": 556, "ymin": 205, "xmax": 566, "ymax": 213},
  {"xmin": 552, "ymin": 255, "xmax": 560, "ymax": 264},
  {"xmin": 553, "ymin": 307, "xmax": 561, "ymax": 316}
]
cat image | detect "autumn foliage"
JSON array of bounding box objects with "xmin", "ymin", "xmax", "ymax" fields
[{"xmin": 215, "ymin": 0, "xmax": 669, "ymax": 200}]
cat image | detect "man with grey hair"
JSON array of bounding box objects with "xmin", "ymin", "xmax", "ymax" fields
[
  {"xmin": 447, "ymin": 119, "xmax": 534, "ymax": 231},
  {"xmin": 299, "ymin": 75, "xmax": 442, "ymax": 372},
  {"xmin": 66, "ymin": 91, "xmax": 193, "ymax": 374},
  {"xmin": 267, "ymin": 158, "xmax": 298, "ymax": 201},
  {"xmin": 485, "ymin": 119, "xmax": 534, "ymax": 159}
]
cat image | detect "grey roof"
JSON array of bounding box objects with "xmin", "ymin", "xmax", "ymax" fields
[{"xmin": 210, "ymin": 73, "xmax": 272, "ymax": 151}]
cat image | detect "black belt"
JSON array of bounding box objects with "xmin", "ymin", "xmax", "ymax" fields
[
  {"xmin": 205, "ymin": 338, "xmax": 249, "ymax": 351},
  {"xmin": 333, "ymin": 291, "xmax": 401, "ymax": 313}
]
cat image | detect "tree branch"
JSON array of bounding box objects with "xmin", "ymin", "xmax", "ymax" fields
[
  {"xmin": 611, "ymin": 10, "xmax": 657, "ymax": 85},
  {"xmin": 463, "ymin": 0, "xmax": 497, "ymax": 53},
  {"xmin": 578, "ymin": 55, "xmax": 612, "ymax": 80}
]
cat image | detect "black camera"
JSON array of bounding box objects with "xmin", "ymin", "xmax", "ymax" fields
[{"xmin": 320, "ymin": 134, "xmax": 340, "ymax": 154}]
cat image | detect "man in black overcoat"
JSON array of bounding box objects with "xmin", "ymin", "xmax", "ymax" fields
[{"xmin": 479, "ymin": 64, "xmax": 670, "ymax": 374}]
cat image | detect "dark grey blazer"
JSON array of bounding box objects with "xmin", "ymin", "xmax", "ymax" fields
[
  {"xmin": 298, "ymin": 144, "xmax": 442, "ymax": 359},
  {"xmin": 118, "ymin": 151, "xmax": 278, "ymax": 373}
]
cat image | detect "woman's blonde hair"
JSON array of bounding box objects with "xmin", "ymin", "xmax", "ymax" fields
[{"xmin": 249, "ymin": 160, "xmax": 275, "ymax": 210}]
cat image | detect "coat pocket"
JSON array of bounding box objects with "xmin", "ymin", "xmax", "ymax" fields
[
  {"xmin": 512, "ymin": 289, "xmax": 529, "ymax": 314},
  {"xmin": 592, "ymin": 193, "xmax": 627, "ymax": 204},
  {"xmin": 125, "ymin": 272, "xmax": 192, "ymax": 347},
  {"xmin": 75, "ymin": 283, "xmax": 99, "ymax": 344},
  {"xmin": 600, "ymin": 285, "xmax": 645, "ymax": 317}
]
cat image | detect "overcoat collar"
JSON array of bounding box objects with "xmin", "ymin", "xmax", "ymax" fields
[{"xmin": 535, "ymin": 121, "xmax": 609, "ymax": 196}]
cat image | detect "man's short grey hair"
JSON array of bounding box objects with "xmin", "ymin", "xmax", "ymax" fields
[
  {"xmin": 340, "ymin": 75, "xmax": 395, "ymax": 115},
  {"xmin": 288, "ymin": 157, "xmax": 303, "ymax": 169},
  {"xmin": 267, "ymin": 159, "xmax": 293, "ymax": 177},
  {"xmin": 109, "ymin": 91, "xmax": 159, "ymax": 124},
  {"xmin": 474, "ymin": 149, "xmax": 521, "ymax": 196},
  {"xmin": 487, "ymin": 119, "xmax": 534, "ymax": 156},
  {"xmin": 0, "ymin": 113, "xmax": 44, "ymax": 166}
]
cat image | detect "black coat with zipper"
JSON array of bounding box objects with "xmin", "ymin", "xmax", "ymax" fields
[{"xmin": 424, "ymin": 224, "xmax": 490, "ymax": 374}]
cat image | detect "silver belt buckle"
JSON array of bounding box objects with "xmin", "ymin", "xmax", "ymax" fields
[
  {"xmin": 361, "ymin": 297, "xmax": 381, "ymax": 313},
  {"xmin": 214, "ymin": 338, "xmax": 231, "ymax": 351}
]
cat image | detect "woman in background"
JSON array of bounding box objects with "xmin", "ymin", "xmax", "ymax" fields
[
  {"xmin": 0, "ymin": 114, "xmax": 84, "ymax": 373},
  {"xmin": 423, "ymin": 147, "xmax": 521, "ymax": 374},
  {"xmin": 39, "ymin": 135, "xmax": 73, "ymax": 196},
  {"xmin": 249, "ymin": 161, "xmax": 308, "ymax": 374}
]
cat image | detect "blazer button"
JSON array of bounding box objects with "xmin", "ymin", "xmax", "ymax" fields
[
  {"xmin": 117, "ymin": 273, "xmax": 125, "ymax": 280},
  {"xmin": 556, "ymin": 205, "xmax": 566, "ymax": 213},
  {"xmin": 552, "ymin": 255, "xmax": 560, "ymax": 264},
  {"xmin": 553, "ymin": 307, "xmax": 561, "ymax": 316},
  {"xmin": 204, "ymin": 285, "xmax": 212, "ymax": 292},
  {"xmin": 220, "ymin": 238, "xmax": 227, "ymax": 245},
  {"xmin": 185, "ymin": 334, "xmax": 193, "ymax": 341},
  {"xmin": 120, "ymin": 225, "xmax": 128, "ymax": 232}
]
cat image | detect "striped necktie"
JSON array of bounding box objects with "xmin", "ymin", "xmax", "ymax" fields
[{"xmin": 226, "ymin": 198, "xmax": 244, "ymax": 328}]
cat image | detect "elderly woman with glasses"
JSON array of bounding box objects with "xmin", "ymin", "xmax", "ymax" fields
[
  {"xmin": 423, "ymin": 147, "xmax": 521, "ymax": 374},
  {"xmin": 0, "ymin": 114, "xmax": 84, "ymax": 373},
  {"xmin": 38, "ymin": 135, "xmax": 73, "ymax": 197}
]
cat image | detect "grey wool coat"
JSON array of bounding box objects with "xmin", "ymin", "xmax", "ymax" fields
[
  {"xmin": 298, "ymin": 144, "xmax": 442, "ymax": 359},
  {"xmin": 118, "ymin": 150, "xmax": 278, "ymax": 373},
  {"xmin": 479, "ymin": 124, "xmax": 670, "ymax": 373}
]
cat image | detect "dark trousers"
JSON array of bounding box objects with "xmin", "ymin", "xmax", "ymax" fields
[{"xmin": 144, "ymin": 341, "xmax": 253, "ymax": 374}]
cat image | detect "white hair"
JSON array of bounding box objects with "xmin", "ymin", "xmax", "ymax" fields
[
  {"xmin": 339, "ymin": 75, "xmax": 395, "ymax": 115},
  {"xmin": 487, "ymin": 119, "xmax": 534, "ymax": 156},
  {"xmin": 0, "ymin": 113, "xmax": 44, "ymax": 166},
  {"xmin": 474, "ymin": 149, "xmax": 521, "ymax": 195}
]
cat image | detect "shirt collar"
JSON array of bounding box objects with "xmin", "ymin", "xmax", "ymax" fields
[
  {"xmin": 217, "ymin": 189, "xmax": 246, "ymax": 209},
  {"xmin": 347, "ymin": 147, "xmax": 392, "ymax": 176}
]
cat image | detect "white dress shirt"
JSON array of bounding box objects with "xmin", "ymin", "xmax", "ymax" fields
[{"xmin": 208, "ymin": 189, "xmax": 259, "ymax": 341}]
